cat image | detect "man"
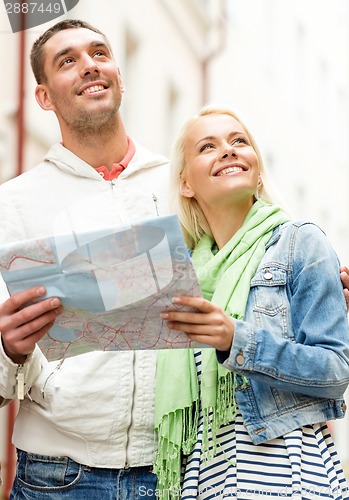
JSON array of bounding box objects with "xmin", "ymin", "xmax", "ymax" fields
[
  {"xmin": 341, "ymin": 266, "xmax": 349, "ymax": 307},
  {"xmin": 0, "ymin": 18, "xmax": 349, "ymax": 500},
  {"xmin": 0, "ymin": 19, "xmax": 169, "ymax": 499}
]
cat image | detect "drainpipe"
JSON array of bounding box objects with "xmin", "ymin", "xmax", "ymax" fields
[
  {"xmin": 16, "ymin": 12, "xmax": 26, "ymax": 177},
  {"xmin": 4, "ymin": 402, "xmax": 17, "ymax": 498},
  {"xmin": 201, "ymin": 0, "xmax": 227, "ymax": 105},
  {"xmin": 4, "ymin": 14, "xmax": 27, "ymax": 496}
]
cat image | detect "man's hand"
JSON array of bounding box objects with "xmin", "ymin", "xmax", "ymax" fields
[
  {"xmin": 0, "ymin": 286, "xmax": 62, "ymax": 364},
  {"xmin": 340, "ymin": 266, "xmax": 349, "ymax": 312},
  {"xmin": 161, "ymin": 296, "xmax": 234, "ymax": 352}
]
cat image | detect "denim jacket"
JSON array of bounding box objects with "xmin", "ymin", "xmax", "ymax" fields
[{"xmin": 219, "ymin": 221, "xmax": 349, "ymax": 445}]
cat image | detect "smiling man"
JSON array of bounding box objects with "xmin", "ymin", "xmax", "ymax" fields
[
  {"xmin": 0, "ymin": 19, "xmax": 169, "ymax": 500},
  {"xmin": 33, "ymin": 22, "xmax": 127, "ymax": 167}
]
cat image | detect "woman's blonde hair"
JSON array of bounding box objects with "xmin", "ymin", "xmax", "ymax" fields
[{"xmin": 170, "ymin": 104, "xmax": 288, "ymax": 250}]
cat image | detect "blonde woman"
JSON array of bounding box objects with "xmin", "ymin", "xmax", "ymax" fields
[{"xmin": 154, "ymin": 105, "xmax": 349, "ymax": 500}]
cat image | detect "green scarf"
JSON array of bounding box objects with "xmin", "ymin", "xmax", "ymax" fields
[{"xmin": 154, "ymin": 201, "xmax": 290, "ymax": 499}]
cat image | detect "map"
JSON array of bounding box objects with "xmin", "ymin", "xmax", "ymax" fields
[{"xmin": 0, "ymin": 215, "xmax": 202, "ymax": 361}]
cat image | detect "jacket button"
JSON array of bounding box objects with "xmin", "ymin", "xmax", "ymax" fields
[
  {"xmin": 253, "ymin": 427, "xmax": 266, "ymax": 435},
  {"xmin": 264, "ymin": 271, "xmax": 273, "ymax": 280},
  {"xmin": 236, "ymin": 349, "xmax": 245, "ymax": 366}
]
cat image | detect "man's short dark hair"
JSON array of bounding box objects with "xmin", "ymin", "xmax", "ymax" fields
[{"xmin": 30, "ymin": 19, "xmax": 112, "ymax": 84}]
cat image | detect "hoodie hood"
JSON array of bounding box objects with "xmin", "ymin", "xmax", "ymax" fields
[{"xmin": 45, "ymin": 141, "xmax": 168, "ymax": 180}]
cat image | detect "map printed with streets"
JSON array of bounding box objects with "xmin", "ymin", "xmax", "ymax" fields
[{"xmin": 0, "ymin": 215, "xmax": 202, "ymax": 361}]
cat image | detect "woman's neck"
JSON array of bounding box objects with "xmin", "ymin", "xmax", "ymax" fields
[{"xmin": 204, "ymin": 199, "xmax": 254, "ymax": 250}]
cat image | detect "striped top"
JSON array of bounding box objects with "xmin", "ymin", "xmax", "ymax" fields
[{"xmin": 181, "ymin": 351, "xmax": 349, "ymax": 500}]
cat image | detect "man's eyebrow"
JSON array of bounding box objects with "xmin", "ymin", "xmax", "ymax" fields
[
  {"xmin": 52, "ymin": 41, "xmax": 110, "ymax": 65},
  {"xmin": 52, "ymin": 47, "xmax": 72, "ymax": 65},
  {"xmin": 89, "ymin": 40, "xmax": 110, "ymax": 51}
]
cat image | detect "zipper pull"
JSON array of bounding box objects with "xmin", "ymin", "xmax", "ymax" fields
[
  {"xmin": 16, "ymin": 367, "xmax": 24, "ymax": 400},
  {"xmin": 152, "ymin": 193, "xmax": 159, "ymax": 216}
]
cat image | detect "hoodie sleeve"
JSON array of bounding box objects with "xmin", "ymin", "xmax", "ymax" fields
[
  {"xmin": 0, "ymin": 335, "xmax": 43, "ymax": 402},
  {"xmin": 0, "ymin": 190, "xmax": 28, "ymax": 246},
  {"xmin": 0, "ymin": 189, "xmax": 45, "ymax": 401}
]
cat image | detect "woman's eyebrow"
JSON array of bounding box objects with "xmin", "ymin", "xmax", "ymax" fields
[
  {"xmin": 195, "ymin": 131, "xmax": 243, "ymax": 147},
  {"xmin": 195, "ymin": 136, "xmax": 216, "ymax": 147}
]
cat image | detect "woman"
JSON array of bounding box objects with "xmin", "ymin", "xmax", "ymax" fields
[{"xmin": 154, "ymin": 105, "xmax": 349, "ymax": 499}]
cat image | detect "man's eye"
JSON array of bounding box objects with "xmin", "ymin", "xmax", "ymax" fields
[
  {"xmin": 61, "ymin": 58, "xmax": 74, "ymax": 66},
  {"xmin": 94, "ymin": 51, "xmax": 107, "ymax": 58}
]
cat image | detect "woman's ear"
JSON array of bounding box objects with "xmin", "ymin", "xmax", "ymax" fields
[
  {"xmin": 257, "ymin": 173, "xmax": 263, "ymax": 192},
  {"xmin": 180, "ymin": 177, "xmax": 195, "ymax": 198}
]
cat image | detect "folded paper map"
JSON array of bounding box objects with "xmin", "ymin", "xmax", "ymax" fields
[{"xmin": 0, "ymin": 215, "xmax": 203, "ymax": 361}]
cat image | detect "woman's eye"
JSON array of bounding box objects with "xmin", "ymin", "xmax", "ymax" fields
[
  {"xmin": 199, "ymin": 143, "xmax": 214, "ymax": 152},
  {"xmin": 232, "ymin": 137, "xmax": 248, "ymax": 145}
]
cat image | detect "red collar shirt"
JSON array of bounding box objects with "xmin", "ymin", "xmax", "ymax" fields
[{"xmin": 94, "ymin": 137, "xmax": 136, "ymax": 181}]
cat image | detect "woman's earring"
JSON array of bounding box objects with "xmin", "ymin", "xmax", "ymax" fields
[{"xmin": 255, "ymin": 175, "xmax": 263, "ymax": 200}]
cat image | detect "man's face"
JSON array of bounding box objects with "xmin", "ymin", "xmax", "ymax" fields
[{"xmin": 36, "ymin": 28, "xmax": 124, "ymax": 135}]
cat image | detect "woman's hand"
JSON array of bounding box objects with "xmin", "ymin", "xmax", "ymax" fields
[{"xmin": 161, "ymin": 296, "xmax": 234, "ymax": 352}]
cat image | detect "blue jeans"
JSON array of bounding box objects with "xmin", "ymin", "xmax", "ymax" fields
[{"xmin": 10, "ymin": 450, "xmax": 158, "ymax": 499}]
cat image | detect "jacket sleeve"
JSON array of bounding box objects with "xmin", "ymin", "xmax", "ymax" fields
[
  {"xmin": 0, "ymin": 190, "xmax": 45, "ymax": 402},
  {"xmin": 221, "ymin": 223, "xmax": 349, "ymax": 399},
  {"xmin": 0, "ymin": 190, "xmax": 28, "ymax": 245},
  {"xmin": 0, "ymin": 335, "xmax": 43, "ymax": 402}
]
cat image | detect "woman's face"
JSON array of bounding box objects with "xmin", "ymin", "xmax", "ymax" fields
[{"xmin": 181, "ymin": 113, "xmax": 260, "ymax": 211}]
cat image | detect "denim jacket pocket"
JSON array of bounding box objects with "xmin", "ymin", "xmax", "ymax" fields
[{"xmin": 249, "ymin": 267, "xmax": 292, "ymax": 340}]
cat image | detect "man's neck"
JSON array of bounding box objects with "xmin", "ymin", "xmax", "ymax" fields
[{"xmin": 60, "ymin": 120, "xmax": 129, "ymax": 170}]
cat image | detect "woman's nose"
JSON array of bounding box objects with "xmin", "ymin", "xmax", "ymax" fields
[{"xmin": 219, "ymin": 144, "xmax": 237, "ymax": 160}]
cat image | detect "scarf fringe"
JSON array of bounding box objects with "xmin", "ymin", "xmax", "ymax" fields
[
  {"xmin": 202, "ymin": 371, "xmax": 238, "ymax": 462},
  {"xmin": 154, "ymin": 402, "xmax": 198, "ymax": 500},
  {"xmin": 154, "ymin": 372, "xmax": 248, "ymax": 499}
]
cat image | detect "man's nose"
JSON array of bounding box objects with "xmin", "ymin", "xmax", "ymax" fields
[{"xmin": 80, "ymin": 56, "xmax": 100, "ymax": 78}]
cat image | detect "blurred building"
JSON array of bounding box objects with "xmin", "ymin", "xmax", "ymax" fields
[{"xmin": 1, "ymin": 0, "xmax": 349, "ymax": 497}]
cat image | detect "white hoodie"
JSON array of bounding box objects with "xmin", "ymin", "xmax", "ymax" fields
[{"xmin": 0, "ymin": 141, "xmax": 170, "ymax": 468}]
